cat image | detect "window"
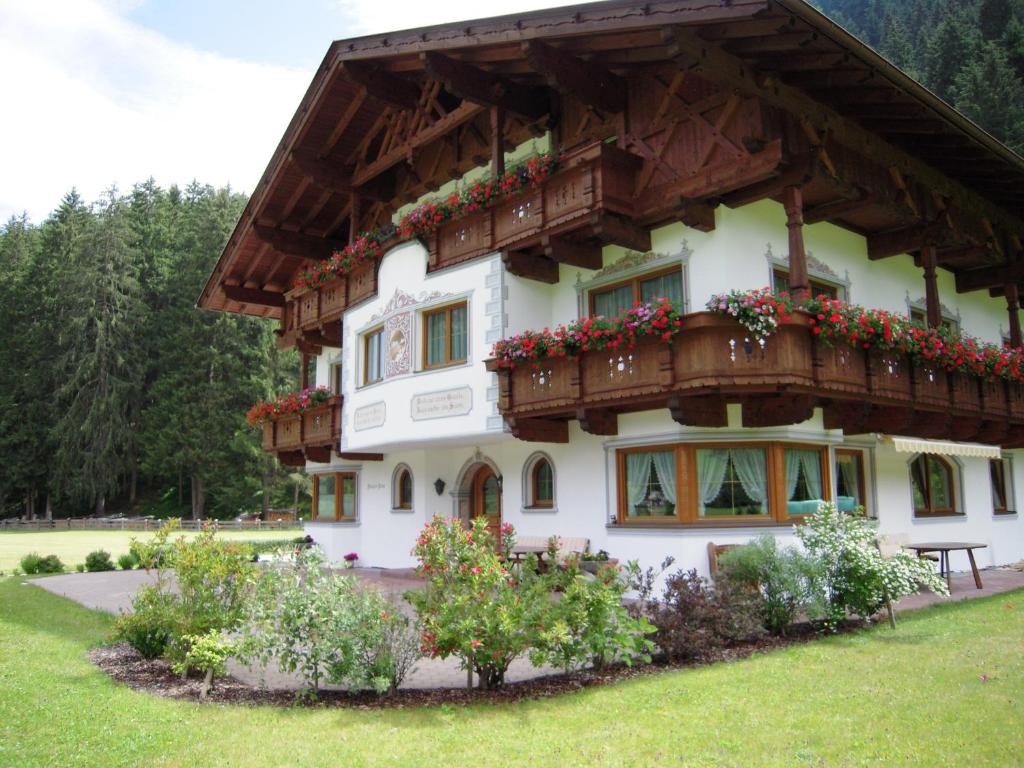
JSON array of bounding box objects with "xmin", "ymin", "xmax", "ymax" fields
[
  {"xmin": 363, "ymin": 327, "xmax": 383, "ymax": 385},
  {"xmin": 615, "ymin": 443, "xmax": 830, "ymax": 525},
  {"xmin": 909, "ymin": 308, "xmax": 959, "ymax": 334},
  {"xmin": 393, "ymin": 465, "xmax": 413, "ymax": 510},
  {"xmin": 590, "ymin": 266, "xmax": 683, "ymax": 317},
  {"xmin": 312, "ymin": 472, "xmax": 357, "ymax": 521},
  {"xmin": 423, "ymin": 302, "xmax": 468, "ymax": 369},
  {"xmin": 910, "ymin": 454, "xmax": 958, "ymax": 517},
  {"xmin": 772, "ymin": 268, "xmax": 838, "ymax": 300},
  {"xmin": 835, "ymin": 449, "xmax": 869, "ymax": 516},
  {"xmin": 331, "ymin": 363, "xmax": 343, "ymax": 396},
  {"xmin": 991, "ymin": 457, "xmax": 1015, "ymax": 515},
  {"xmin": 524, "ymin": 455, "xmax": 555, "ymax": 509}
]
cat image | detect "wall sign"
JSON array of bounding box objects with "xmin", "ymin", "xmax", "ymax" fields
[
  {"xmin": 353, "ymin": 401, "xmax": 386, "ymax": 431},
  {"xmin": 411, "ymin": 387, "xmax": 473, "ymax": 420}
]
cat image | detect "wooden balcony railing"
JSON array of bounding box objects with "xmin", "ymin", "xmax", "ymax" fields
[
  {"xmin": 260, "ymin": 396, "xmax": 343, "ymax": 466},
  {"xmin": 275, "ymin": 141, "xmax": 645, "ymax": 351},
  {"xmin": 485, "ymin": 312, "xmax": 1024, "ymax": 446}
]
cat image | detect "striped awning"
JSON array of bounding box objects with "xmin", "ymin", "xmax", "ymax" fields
[{"xmin": 882, "ymin": 436, "xmax": 1002, "ymax": 459}]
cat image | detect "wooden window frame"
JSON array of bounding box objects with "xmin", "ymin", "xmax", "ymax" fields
[
  {"xmin": 311, "ymin": 472, "xmax": 358, "ymax": 522},
  {"xmin": 910, "ymin": 454, "xmax": 959, "ymax": 518},
  {"xmin": 772, "ymin": 267, "xmax": 840, "ymax": 300},
  {"xmin": 991, "ymin": 457, "xmax": 1014, "ymax": 515},
  {"xmin": 422, "ymin": 301, "xmax": 468, "ymax": 370},
  {"xmin": 394, "ymin": 466, "xmax": 413, "ymax": 511},
  {"xmin": 588, "ymin": 265, "xmax": 682, "ymax": 317},
  {"xmin": 909, "ymin": 307, "xmax": 959, "ymax": 334},
  {"xmin": 614, "ymin": 442, "xmax": 831, "ymax": 527},
  {"xmin": 331, "ymin": 363, "xmax": 343, "ymax": 396},
  {"xmin": 529, "ymin": 457, "xmax": 555, "ymax": 509},
  {"xmin": 362, "ymin": 327, "xmax": 384, "ymax": 386},
  {"xmin": 835, "ymin": 448, "xmax": 870, "ymax": 517}
]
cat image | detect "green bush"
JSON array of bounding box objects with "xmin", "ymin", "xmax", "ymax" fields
[
  {"xmin": 114, "ymin": 586, "xmax": 177, "ymax": 659},
  {"xmin": 171, "ymin": 631, "xmax": 237, "ymax": 700},
  {"xmin": 20, "ymin": 553, "xmax": 65, "ymax": 575},
  {"xmin": 117, "ymin": 552, "xmax": 138, "ymax": 570},
  {"xmin": 717, "ymin": 536, "xmax": 822, "ymax": 636},
  {"xmin": 529, "ymin": 558, "xmax": 654, "ymax": 673},
  {"xmin": 84, "ymin": 550, "xmax": 116, "ymax": 572},
  {"xmin": 75, "ymin": 563, "xmax": 86, "ymax": 573},
  {"xmin": 796, "ymin": 502, "xmax": 949, "ymax": 629},
  {"xmin": 243, "ymin": 548, "xmax": 419, "ymax": 697}
]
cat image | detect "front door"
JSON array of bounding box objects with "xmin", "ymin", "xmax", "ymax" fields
[{"xmin": 471, "ymin": 465, "xmax": 502, "ymax": 539}]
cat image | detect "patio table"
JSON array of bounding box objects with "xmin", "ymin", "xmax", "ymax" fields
[
  {"xmin": 906, "ymin": 542, "xmax": 987, "ymax": 591},
  {"xmin": 507, "ymin": 544, "xmax": 548, "ymax": 569}
]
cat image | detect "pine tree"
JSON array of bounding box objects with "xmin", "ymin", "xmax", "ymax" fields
[
  {"xmin": 952, "ymin": 41, "xmax": 1024, "ymax": 150},
  {"xmin": 52, "ymin": 188, "xmax": 146, "ymax": 512}
]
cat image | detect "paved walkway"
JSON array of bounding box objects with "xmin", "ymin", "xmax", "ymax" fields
[{"xmin": 32, "ymin": 565, "xmax": 1024, "ymax": 691}]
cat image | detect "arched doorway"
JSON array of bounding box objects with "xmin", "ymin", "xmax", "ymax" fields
[{"xmin": 470, "ymin": 464, "xmax": 501, "ymax": 538}]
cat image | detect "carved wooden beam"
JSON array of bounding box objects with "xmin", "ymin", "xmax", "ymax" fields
[
  {"xmin": 341, "ymin": 62, "xmax": 422, "ymax": 110},
  {"xmin": 304, "ymin": 446, "xmax": 333, "ymax": 463},
  {"xmin": 663, "ymin": 26, "xmax": 1024, "ymax": 247},
  {"xmin": 502, "ymin": 250, "xmax": 559, "ymax": 284},
  {"xmin": 741, "ymin": 395, "xmax": 814, "ymax": 428},
  {"xmin": 586, "ymin": 212, "xmax": 652, "ymax": 252},
  {"xmin": 522, "ymin": 40, "xmax": 627, "ymax": 114},
  {"xmin": 276, "ymin": 450, "xmax": 306, "ymax": 467},
  {"xmin": 921, "ymin": 245, "xmax": 941, "ymax": 328},
  {"xmin": 251, "ymin": 224, "xmax": 343, "ymax": 261},
  {"xmin": 222, "ymin": 285, "xmax": 285, "ymax": 308},
  {"xmin": 290, "ymin": 149, "xmax": 385, "ymax": 202},
  {"xmin": 541, "ymin": 235, "xmax": 602, "ymax": 270},
  {"xmin": 803, "ymin": 193, "xmax": 875, "ymax": 225},
  {"xmin": 507, "ymin": 417, "xmax": 569, "ymax": 443},
  {"xmin": 866, "ymin": 224, "xmax": 936, "ymax": 260},
  {"xmin": 337, "ymin": 452, "xmax": 384, "ymax": 461},
  {"xmin": 667, "ymin": 395, "xmax": 727, "ymax": 428},
  {"xmin": 577, "ymin": 408, "xmax": 618, "ymax": 436},
  {"xmin": 955, "ymin": 260, "xmax": 1024, "ymax": 293},
  {"xmin": 421, "ymin": 52, "xmax": 549, "ymax": 120},
  {"xmin": 1006, "ymin": 283, "xmax": 1022, "ymax": 347},
  {"xmin": 718, "ymin": 150, "xmax": 815, "ymax": 208},
  {"xmin": 782, "ymin": 186, "xmax": 809, "ymax": 303}
]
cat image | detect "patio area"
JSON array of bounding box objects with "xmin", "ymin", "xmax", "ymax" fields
[{"xmin": 33, "ymin": 564, "xmax": 1024, "ymax": 691}]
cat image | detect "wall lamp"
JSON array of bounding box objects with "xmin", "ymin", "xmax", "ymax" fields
[{"xmin": 434, "ymin": 478, "xmax": 446, "ymax": 496}]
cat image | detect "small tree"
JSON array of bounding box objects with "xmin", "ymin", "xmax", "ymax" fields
[
  {"xmin": 796, "ymin": 502, "xmax": 949, "ymax": 630},
  {"xmin": 172, "ymin": 630, "xmax": 237, "ymax": 700},
  {"xmin": 408, "ymin": 516, "xmax": 549, "ymax": 689}
]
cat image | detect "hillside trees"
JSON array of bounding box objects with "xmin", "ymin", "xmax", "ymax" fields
[{"xmin": 0, "ymin": 182, "xmax": 300, "ymax": 520}]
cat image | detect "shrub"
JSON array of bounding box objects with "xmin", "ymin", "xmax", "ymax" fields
[
  {"xmin": 717, "ymin": 536, "xmax": 823, "ymax": 636},
  {"xmin": 243, "ymin": 548, "xmax": 418, "ymax": 697},
  {"xmin": 20, "ymin": 553, "xmax": 65, "ymax": 574},
  {"xmin": 630, "ymin": 557, "xmax": 763, "ymax": 662},
  {"xmin": 75, "ymin": 563, "xmax": 86, "ymax": 573},
  {"xmin": 407, "ymin": 517, "xmax": 551, "ymax": 689},
  {"xmin": 171, "ymin": 630, "xmax": 237, "ymax": 700},
  {"xmin": 796, "ymin": 502, "xmax": 949, "ymax": 629},
  {"xmin": 117, "ymin": 552, "xmax": 138, "ymax": 570},
  {"xmin": 84, "ymin": 550, "xmax": 116, "ymax": 572},
  {"xmin": 530, "ymin": 559, "xmax": 654, "ymax": 672},
  {"xmin": 114, "ymin": 586, "xmax": 177, "ymax": 659}
]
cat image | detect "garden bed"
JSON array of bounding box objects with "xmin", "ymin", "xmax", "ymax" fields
[{"xmin": 90, "ymin": 622, "xmax": 849, "ymax": 709}]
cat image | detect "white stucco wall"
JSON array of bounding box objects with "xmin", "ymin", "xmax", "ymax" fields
[{"xmin": 303, "ymin": 201, "xmax": 1024, "ymax": 573}]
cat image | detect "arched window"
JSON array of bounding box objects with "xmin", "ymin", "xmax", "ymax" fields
[
  {"xmin": 910, "ymin": 454, "xmax": 958, "ymax": 517},
  {"xmin": 392, "ymin": 465, "xmax": 413, "ymax": 510},
  {"xmin": 524, "ymin": 453, "xmax": 555, "ymax": 509}
]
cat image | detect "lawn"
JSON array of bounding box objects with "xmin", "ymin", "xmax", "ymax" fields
[
  {"xmin": 0, "ymin": 529, "xmax": 299, "ymax": 572},
  {"xmin": 0, "ymin": 578, "xmax": 1021, "ymax": 767}
]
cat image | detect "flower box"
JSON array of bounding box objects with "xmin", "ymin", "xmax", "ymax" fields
[
  {"xmin": 911, "ymin": 364, "xmax": 950, "ymax": 410},
  {"xmin": 949, "ymin": 371, "xmax": 982, "ymax": 415},
  {"xmin": 866, "ymin": 349, "xmax": 912, "ymax": 402},
  {"xmin": 980, "ymin": 379, "xmax": 1009, "ymax": 418}
]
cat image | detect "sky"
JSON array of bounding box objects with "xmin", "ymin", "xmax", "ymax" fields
[{"xmin": 0, "ymin": 0, "xmax": 578, "ymax": 224}]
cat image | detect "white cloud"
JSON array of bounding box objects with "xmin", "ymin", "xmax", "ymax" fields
[
  {"xmin": 0, "ymin": 0, "xmax": 310, "ymax": 223},
  {"xmin": 0, "ymin": 0, "xmax": 582, "ymax": 224}
]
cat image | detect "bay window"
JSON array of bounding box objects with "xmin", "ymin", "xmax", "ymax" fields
[
  {"xmin": 835, "ymin": 449, "xmax": 869, "ymax": 516},
  {"xmin": 615, "ymin": 442, "xmax": 830, "ymax": 525}
]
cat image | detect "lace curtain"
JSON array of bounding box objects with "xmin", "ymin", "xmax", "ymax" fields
[{"xmin": 784, "ymin": 448, "xmax": 823, "ymax": 500}]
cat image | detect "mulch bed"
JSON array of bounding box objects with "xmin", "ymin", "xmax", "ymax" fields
[{"xmin": 90, "ymin": 621, "xmax": 858, "ymax": 709}]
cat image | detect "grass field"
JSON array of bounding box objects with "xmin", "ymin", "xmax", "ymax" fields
[
  {"xmin": 0, "ymin": 577, "xmax": 1021, "ymax": 767},
  {"xmin": 0, "ymin": 529, "xmax": 299, "ymax": 571}
]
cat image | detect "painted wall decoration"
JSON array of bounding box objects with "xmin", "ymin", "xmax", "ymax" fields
[
  {"xmin": 411, "ymin": 386, "xmax": 473, "ymax": 420},
  {"xmin": 385, "ymin": 311, "xmax": 411, "ymax": 377},
  {"xmin": 353, "ymin": 401, "xmax": 386, "ymax": 431}
]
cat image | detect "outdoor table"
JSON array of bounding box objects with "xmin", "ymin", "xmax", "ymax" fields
[
  {"xmin": 508, "ymin": 544, "xmax": 548, "ymax": 569},
  {"xmin": 907, "ymin": 542, "xmax": 987, "ymax": 591}
]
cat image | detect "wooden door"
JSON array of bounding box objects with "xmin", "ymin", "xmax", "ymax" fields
[{"xmin": 471, "ymin": 465, "xmax": 502, "ymax": 539}]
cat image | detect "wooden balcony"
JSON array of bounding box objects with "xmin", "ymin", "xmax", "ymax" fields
[
  {"xmin": 260, "ymin": 397, "xmax": 343, "ymax": 466},
  {"xmin": 485, "ymin": 313, "xmax": 1024, "ymax": 446},
  {"xmin": 427, "ymin": 141, "xmax": 645, "ymax": 279}
]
